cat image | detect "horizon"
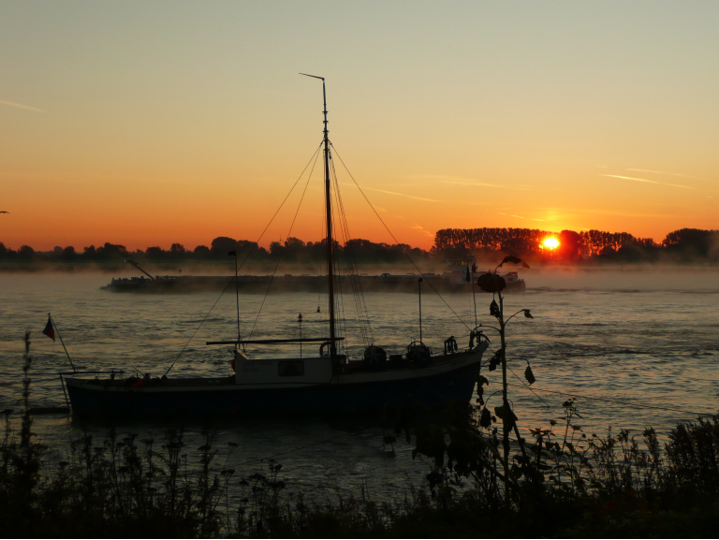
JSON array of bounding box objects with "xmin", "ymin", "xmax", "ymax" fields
[{"xmin": 2, "ymin": 1, "xmax": 718, "ymax": 251}]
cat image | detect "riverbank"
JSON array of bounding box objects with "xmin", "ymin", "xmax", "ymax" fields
[{"xmin": 3, "ymin": 397, "xmax": 718, "ymax": 537}]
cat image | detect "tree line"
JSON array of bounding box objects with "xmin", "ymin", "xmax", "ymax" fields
[
  {"xmin": 0, "ymin": 236, "xmax": 432, "ymax": 266},
  {"xmin": 2, "ymin": 227, "xmax": 718, "ymax": 266},
  {"xmin": 433, "ymin": 227, "xmax": 719, "ymax": 262}
]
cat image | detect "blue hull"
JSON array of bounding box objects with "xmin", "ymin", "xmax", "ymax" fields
[{"xmin": 66, "ymin": 361, "xmax": 481, "ymax": 420}]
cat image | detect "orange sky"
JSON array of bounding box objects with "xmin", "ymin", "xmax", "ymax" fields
[{"xmin": 2, "ymin": 1, "xmax": 718, "ymax": 252}]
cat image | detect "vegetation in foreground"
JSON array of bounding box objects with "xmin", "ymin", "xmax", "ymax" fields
[{"xmin": 3, "ymin": 332, "xmax": 719, "ymax": 537}]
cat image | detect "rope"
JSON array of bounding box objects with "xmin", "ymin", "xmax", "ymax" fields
[{"xmin": 331, "ymin": 143, "xmax": 471, "ymax": 332}]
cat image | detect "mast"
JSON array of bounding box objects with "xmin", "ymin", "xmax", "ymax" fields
[{"xmin": 302, "ymin": 74, "xmax": 336, "ymax": 357}]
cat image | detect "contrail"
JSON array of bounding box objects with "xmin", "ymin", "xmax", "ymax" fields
[
  {"xmin": 360, "ymin": 186, "xmax": 437, "ymax": 203},
  {"xmin": 406, "ymin": 174, "xmax": 505, "ymax": 189},
  {"xmin": 0, "ymin": 99, "xmax": 45, "ymax": 113},
  {"xmin": 600, "ymin": 174, "xmax": 694, "ymax": 189},
  {"xmin": 627, "ymin": 168, "xmax": 705, "ymax": 181}
]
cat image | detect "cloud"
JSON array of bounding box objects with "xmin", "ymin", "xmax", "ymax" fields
[
  {"xmin": 556, "ymin": 206, "xmax": 678, "ymax": 219},
  {"xmin": 497, "ymin": 212, "xmax": 525, "ymax": 219},
  {"xmin": 339, "ymin": 181, "xmax": 436, "ymax": 202},
  {"xmin": 600, "ymin": 174, "xmax": 694, "ymax": 189},
  {"xmin": 0, "ymin": 99, "xmax": 45, "ymax": 113},
  {"xmin": 410, "ymin": 223, "xmax": 434, "ymax": 238}
]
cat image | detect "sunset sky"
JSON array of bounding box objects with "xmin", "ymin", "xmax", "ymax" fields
[{"xmin": 1, "ymin": 1, "xmax": 718, "ymax": 251}]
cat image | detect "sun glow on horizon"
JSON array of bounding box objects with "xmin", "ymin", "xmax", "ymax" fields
[{"xmin": 543, "ymin": 237, "xmax": 560, "ymax": 250}]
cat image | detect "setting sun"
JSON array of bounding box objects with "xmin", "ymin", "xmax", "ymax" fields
[{"xmin": 543, "ymin": 237, "xmax": 560, "ymax": 250}]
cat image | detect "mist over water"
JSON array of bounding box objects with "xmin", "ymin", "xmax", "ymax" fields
[{"xmin": 0, "ymin": 269, "xmax": 717, "ymax": 499}]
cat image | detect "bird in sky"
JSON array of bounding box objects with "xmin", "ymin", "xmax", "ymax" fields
[{"xmin": 0, "ymin": 211, "xmax": 9, "ymax": 214}]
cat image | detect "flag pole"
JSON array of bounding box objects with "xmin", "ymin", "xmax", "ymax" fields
[{"xmin": 50, "ymin": 314, "xmax": 76, "ymax": 373}]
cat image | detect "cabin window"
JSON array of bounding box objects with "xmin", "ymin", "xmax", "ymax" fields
[{"xmin": 278, "ymin": 360, "xmax": 304, "ymax": 377}]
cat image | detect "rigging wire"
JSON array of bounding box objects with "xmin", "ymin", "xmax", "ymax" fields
[
  {"xmin": 506, "ymin": 365, "xmax": 553, "ymax": 409},
  {"xmin": 164, "ymin": 277, "xmax": 235, "ymax": 377},
  {"xmin": 329, "ymin": 171, "xmax": 349, "ymax": 353},
  {"xmin": 247, "ymin": 145, "xmax": 322, "ymax": 340},
  {"xmin": 476, "ymin": 339, "xmax": 715, "ymax": 423},
  {"xmin": 480, "ymin": 350, "xmax": 711, "ymax": 418},
  {"xmin": 164, "ymin": 142, "xmax": 324, "ymax": 375},
  {"xmin": 330, "ymin": 142, "xmax": 471, "ymax": 332},
  {"xmin": 235, "ymin": 142, "xmax": 324, "ymax": 274},
  {"xmin": 508, "ymin": 383, "xmax": 716, "ymax": 418},
  {"xmin": 329, "ymin": 153, "xmax": 373, "ymax": 346}
]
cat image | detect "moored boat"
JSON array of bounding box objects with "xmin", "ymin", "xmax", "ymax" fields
[
  {"xmin": 65, "ymin": 342, "xmax": 487, "ymax": 419},
  {"xmin": 63, "ymin": 77, "xmax": 489, "ymax": 419}
]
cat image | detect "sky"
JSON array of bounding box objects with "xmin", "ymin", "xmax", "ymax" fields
[{"xmin": 1, "ymin": 0, "xmax": 718, "ymax": 251}]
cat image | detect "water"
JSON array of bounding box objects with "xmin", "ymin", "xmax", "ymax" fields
[{"xmin": 1, "ymin": 269, "xmax": 718, "ymax": 499}]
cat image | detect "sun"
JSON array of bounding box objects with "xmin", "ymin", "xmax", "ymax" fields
[{"xmin": 542, "ymin": 237, "xmax": 560, "ymax": 250}]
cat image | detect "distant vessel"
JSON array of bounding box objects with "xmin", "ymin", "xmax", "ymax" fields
[
  {"xmin": 443, "ymin": 256, "xmax": 526, "ymax": 293},
  {"xmin": 102, "ymin": 257, "xmax": 527, "ymax": 294},
  {"xmin": 501, "ymin": 271, "xmax": 526, "ymax": 293},
  {"xmin": 65, "ymin": 78, "xmax": 489, "ymax": 419},
  {"xmin": 101, "ymin": 271, "xmax": 526, "ymax": 294}
]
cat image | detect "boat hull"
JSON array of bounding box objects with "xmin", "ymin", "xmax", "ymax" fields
[
  {"xmin": 65, "ymin": 348, "xmax": 485, "ymax": 420},
  {"xmin": 101, "ymin": 274, "xmax": 526, "ymax": 294}
]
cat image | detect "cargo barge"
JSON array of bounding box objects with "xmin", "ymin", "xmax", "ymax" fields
[{"xmin": 101, "ymin": 271, "xmax": 526, "ymax": 294}]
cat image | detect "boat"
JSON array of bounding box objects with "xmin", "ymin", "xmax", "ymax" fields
[
  {"xmin": 443, "ymin": 256, "xmax": 526, "ymax": 293},
  {"xmin": 501, "ymin": 271, "xmax": 526, "ymax": 293},
  {"xmin": 64, "ymin": 77, "xmax": 489, "ymax": 419}
]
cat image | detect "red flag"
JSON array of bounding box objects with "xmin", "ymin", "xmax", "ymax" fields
[
  {"xmin": 42, "ymin": 315, "xmax": 55, "ymax": 342},
  {"xmin": 522, "ymin": 261, "xmax": 530, "ymax": 269}
]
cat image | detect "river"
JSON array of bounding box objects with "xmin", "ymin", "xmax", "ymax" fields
[{"xmin": 1, "ymin": 267, "xmax": 718, "ymax": 500}]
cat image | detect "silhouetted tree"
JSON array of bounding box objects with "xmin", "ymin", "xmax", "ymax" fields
[
  {"xmin": 558, "ymin": 230, "xmax": 583, "ymax": 261},
  {"xmin": 0, "ymin": 243, "xmax": 15, "ymax": 259},
  {"xmin": 145, "ymin": 247, "xmax": 164, "ymax": 259},
  {"xmin": 61, "ymin": 246, "xmax": 76, "ymax": 261},
  {"xmin": 210, "ymin": 237, "xmax": 237, "ymax": 257},
  {"xmin": 193, "ymin": 245, "xmax": 211, "ymax": 258},
  {"xmin": 18, "ymin": 245, "xmax": 35, "ymax": 260},
  {"xmin": 269, "ymin": 241, "xmax": 283, "ymax": 257},
  {"xmin": 662, "ymin": 228, "xmax": 719, "ymax": 259},
  {"xmin": 95, "ymin": 242, "xmax": 127, "ymax": 260}
]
